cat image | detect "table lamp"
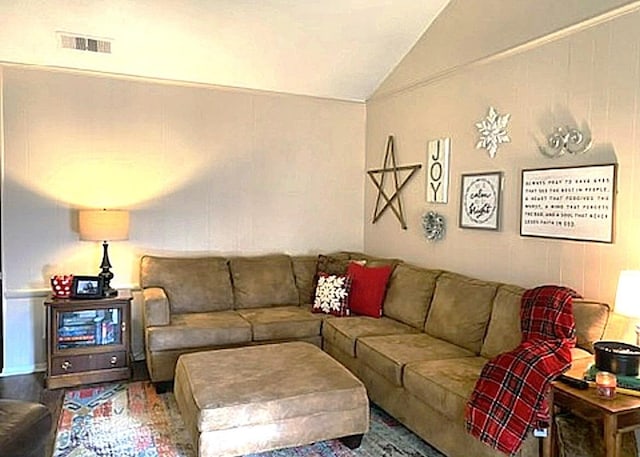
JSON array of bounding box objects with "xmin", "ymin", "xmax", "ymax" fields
[
  {"xmin": 78, "ymin": 209, "xmax": 129, "ymax": 298},
  {"xmin": 614, "ymin": 270, "xmax": 640, "ymax": 345}
]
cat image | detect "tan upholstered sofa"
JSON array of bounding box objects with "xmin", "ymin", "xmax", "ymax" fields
[{"xmin": 140, "ymin": 252, "xmax": 623, "ymax": 457}]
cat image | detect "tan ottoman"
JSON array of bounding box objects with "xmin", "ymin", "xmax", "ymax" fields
[{"xmin": 174, "ymin": 341, "xmax": 369, "ymax": 457}]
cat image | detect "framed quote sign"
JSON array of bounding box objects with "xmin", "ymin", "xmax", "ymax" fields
[
  {"xmin": 459, "ymin": 171, "xmax": 502, "ymax": 230},
  {"xmin": 520, "ymin": 164, "xmax": 616, "ymax": 243}
]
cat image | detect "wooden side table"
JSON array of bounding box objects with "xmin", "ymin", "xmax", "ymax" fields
[
  {"xmin": 44, "ymin": 293, "xmax": 132, "ymax": 389},
  {"xmin": 544, "ymin": 359, "xmax": 640, "ymax": 457}
]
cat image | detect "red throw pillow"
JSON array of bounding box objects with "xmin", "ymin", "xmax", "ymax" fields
[{"xmin": 347, "ymin": 262, "xmax": 392, "ymax": 318}]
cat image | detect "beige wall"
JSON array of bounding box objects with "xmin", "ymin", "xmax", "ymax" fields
[
  {"xmin": 1, "ymin": 67, "xmax": 365, "ymax": 374},
  {"xmin": 366, "ymin": 1, "xmax": 640, "ymax": 308}
]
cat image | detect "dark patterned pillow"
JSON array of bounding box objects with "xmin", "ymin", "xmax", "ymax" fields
[
  {"xmin": 312, "ymin": 273, "xmax": 352, "ymax": 316},
  {"xmin": 316, "ymin": 253, "xmax": 351, "ymax": 275}
]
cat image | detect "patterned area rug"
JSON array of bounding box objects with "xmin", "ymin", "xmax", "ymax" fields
[{"xmin": 53, "ymin": 381, "xmax": 445, "ymax": 457}]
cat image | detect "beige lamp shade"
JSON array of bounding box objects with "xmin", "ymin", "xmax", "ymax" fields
[
  {"xmin": 78, "ymin": 209, "xmax": 130, "ymax": 241},
  {"xmin": 614, "ymin": 270, "xmax": 640, "ymax": 319}
]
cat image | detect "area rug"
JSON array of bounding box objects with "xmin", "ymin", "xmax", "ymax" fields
[{"xmin": 53, "ymin": 381, "xmax": 445, "ymax": 457}]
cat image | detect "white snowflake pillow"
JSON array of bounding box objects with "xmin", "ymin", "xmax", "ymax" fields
[{"xmin": 312, "ymin": 273, "xmax": 352, "ymax": 316}]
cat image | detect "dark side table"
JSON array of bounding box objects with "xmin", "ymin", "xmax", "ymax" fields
[
  {"xmin": 543, "ymin": 358, "xmax": 640, "ymax": 457},
  {"xmin": 44, "ymin": 293, "xmax": 132, "ymax": 389}
]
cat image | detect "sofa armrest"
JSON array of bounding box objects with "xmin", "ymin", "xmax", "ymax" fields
[{"xmin": 143, "ymin": 287, "xmax": 171, "ymax": 327}]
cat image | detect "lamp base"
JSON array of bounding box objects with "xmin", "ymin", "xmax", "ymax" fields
[{"xmin": 103, "ymin": 287, "xmax": 118, "ymax": 298}]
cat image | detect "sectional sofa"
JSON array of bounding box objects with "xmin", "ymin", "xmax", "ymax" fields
[{"xmin": 140, "ymin": 252, "xmax": 623, "ymax": 457}]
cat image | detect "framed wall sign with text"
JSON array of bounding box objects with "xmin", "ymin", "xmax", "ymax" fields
[
  {"xmin": 426, "ymin": 137, "xmax": 450, "ymax": 203},
  {"xmin": 520, "ymin": 164, "xmax": 616, "ymax": 243},
  {"xmin": 459, "ymin": 171, "xmax": 502, "ymax": 230}
]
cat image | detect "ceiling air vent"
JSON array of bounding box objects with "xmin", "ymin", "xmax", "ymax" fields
[{"xmin": 58, "ymin": 32, "xmax": 112, "ymax": 54}]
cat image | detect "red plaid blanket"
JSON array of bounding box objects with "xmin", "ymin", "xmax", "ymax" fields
[{"xmin": 465, "ymin": 286, "xmax": 577, "ymax": 455}]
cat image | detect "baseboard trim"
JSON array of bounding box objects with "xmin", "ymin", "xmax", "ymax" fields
[{"xmin": 0, "ymin": 363, "xmax": 46, "ymax": 377}]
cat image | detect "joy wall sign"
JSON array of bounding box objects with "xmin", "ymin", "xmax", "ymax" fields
[{"xmin": 426, "ymin": 138, "xmax": 450, "ymax": 204}]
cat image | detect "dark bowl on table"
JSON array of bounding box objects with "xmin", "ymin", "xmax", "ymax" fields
[{"xmin": 594, "ymin": 340, "xmax": 640, "ymax": 376}]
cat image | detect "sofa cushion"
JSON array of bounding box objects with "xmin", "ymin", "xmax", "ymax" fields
[
  {"xmin": 312, "ymin": 273, "xmax": 352, "ymax": 316},
  {"xmin": 237, "ymin": 306, "xmax": 323, "ymax": 341},
  {"xmin": 357, "ymin": 333, "xmax": 475, "ymax": 387},
  {"xmin": 230, "ymin": 255, "xmax": 298, "ymax": 308},
  {"xmin": 480, "ymin": 285, "xmax": 524, "ymax": 359},
  {"xmin": 291, "ymin": 255, "xmax": 318, "ymax": 305},
  {"xmin": 425, "ymin": 272, "xmax": 498, "ymax": 354},
  {"xmin": 573, "ymin": 299, "xmax": 610, "ymax": 353},
  {"xmin": 383, "ymin": 264, "xmax": 441, "ymax": 329},
  {"xmin": 140, "ymin": 255, "xmax": 234, "ymax": 313},
  {"xmin": 146, "ymin": 311, "xmax": 252, "ymax": 351},
  {"xmin": 322, "ymin": 316, "xmax": 419, "ymax": 357},
  {"xmin": 404, "ymin": 357, "xmax": 487, "ymax": 421},
  {"xmin": 347, "ymin": 262, "xmax": 392, "ymax": 318}
]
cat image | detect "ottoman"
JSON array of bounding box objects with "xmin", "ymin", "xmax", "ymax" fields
[
  {"xmin": 174, "ymin": 342, "xmax": 369, "ymax": 457},
  {"xmin": 0, "ymin": 399, "xmax": 52, "ymax": 457}
]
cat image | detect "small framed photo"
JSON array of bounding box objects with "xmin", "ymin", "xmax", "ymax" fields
[
  {"xmin": 71, "ymin": 276, "xmax": 104, "ymax": 299},
  {"xmin": 459, "ymin": 171, "xmax": 502, "ymax": 230}
]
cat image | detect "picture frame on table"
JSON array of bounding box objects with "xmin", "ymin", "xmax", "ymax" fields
[
  {"xmin": 70, "ymin": 275, "xmax": 104, "ymax": 299},
  {"xmin": 459, "ymin": 171, "xmax": 502, "ymax": 230}
]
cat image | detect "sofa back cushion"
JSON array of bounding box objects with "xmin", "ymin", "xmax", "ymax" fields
[
  {"xmin": 140, "ymin": 255, "xmax": 233, "ymax": 313},
  {"xmin": 291, "ymin": 256, "xmax": 318, "ymax": 305},
  {"xmin": 383, "ymin": 264, "xmax": 440, "ymax": 329},
  {"xmin": 480, "ymin": 285, "xmax": 524, "ymax": 359},
  {"xmin": 424, "ymin": 272, "xmax": 498, "ymax": 353},
  {"xmin": 573, "ymin": 299, "xmax": 610, "ymax": 353},
  {"xmin": 230, "ymin": 255, "xmax": 299, "ymax": 308}
]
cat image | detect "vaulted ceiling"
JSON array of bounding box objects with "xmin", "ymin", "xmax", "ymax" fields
[{"xmin": 0, "ymin": 0, "xmax": 450, "ymax": 101}]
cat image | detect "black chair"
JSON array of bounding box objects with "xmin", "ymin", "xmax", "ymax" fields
[{"xmin": 0, "ymin": 399, "xmax": 52, "ymax": 457}]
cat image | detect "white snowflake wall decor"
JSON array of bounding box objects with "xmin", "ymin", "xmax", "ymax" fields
[{"xmin": 475, "ymin": 106, "xmax": 510, "ymax": 158}]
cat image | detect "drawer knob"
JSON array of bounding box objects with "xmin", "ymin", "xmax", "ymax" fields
[
  {"xmin": 61, "ymin": 360, "xmax": 72, "ymax": 371},
  {"xmin": 110, "ymin": 356, "xmax": 118, "ymax": 365}
]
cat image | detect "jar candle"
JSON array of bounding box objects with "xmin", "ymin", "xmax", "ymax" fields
[{"xmin": 595, "ymin": 371, "xmax": 617, "ymax": 399}]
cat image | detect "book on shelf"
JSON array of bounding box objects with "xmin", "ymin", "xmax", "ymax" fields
[
  {"xmin": 59, "ymin": 324, "xmax": 95, "ymax": 334},
  {"xmin": 58, "ymin": 334, "xmax": 96, "ymax": 342}
]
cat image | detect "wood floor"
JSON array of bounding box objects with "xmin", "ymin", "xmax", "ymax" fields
[{"xmin": 0, "ymin": 361, "xmax": 150, "ymax": 456}]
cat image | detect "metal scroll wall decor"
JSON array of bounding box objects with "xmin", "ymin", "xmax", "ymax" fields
[
  {"xmin": 367, "ymin": 135, "xmax": 422, "ymax": 230},
  {"xmin": 475, "ymin": 106, "xmax": 511, "ymax": 158},
  {"xmin": 539, "ymin": 126, "xmax": 592, "ymax": 158}
]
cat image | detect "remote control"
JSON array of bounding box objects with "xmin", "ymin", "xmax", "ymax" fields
[{"xmin": 557, "ymin": 374, "xmax": 589, "ymax": 390}]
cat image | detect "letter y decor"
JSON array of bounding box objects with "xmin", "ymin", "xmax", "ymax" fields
[{"xmin": 367, "ymin": 135, "xmax": 422, "ymax": 230}]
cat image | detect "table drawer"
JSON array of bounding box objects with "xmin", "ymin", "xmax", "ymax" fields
[{"xmin": 51, "ymin": 351, "xmax": 127, "ymax": 375}]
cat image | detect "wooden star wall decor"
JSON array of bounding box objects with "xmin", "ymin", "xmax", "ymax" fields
[{"xmin": 367, "ymin": 135, "xmax": 422, "ymax": 230}]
